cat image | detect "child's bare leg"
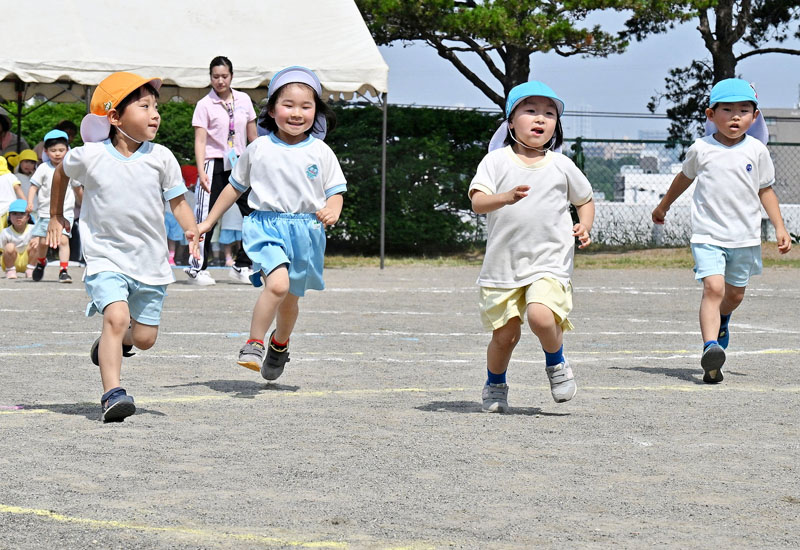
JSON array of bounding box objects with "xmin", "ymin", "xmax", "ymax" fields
[
  {"xmin": 721, "ymin": 283, "xmax": 746, "ymax": 316},
  {"xmin": 487, "ymin": 320, "xmax": 521, "ymax": 375},
  {"xmin": 527, "ymin": 303, "xmax": 562, "ymax": 353},
  {"xmin": 58, "ymin": 234, "xmax": 70, "ymax": 264},
  {"xmin": 3, "ymin": 243, "xmax": 17, "ymax": 268},
  {"xmin": 129, "ymin": 319, "xmax": 158, "ymax": 350},
  {"xmin": 249, "ymin": 266, "xmax": 290, "ymax": 340},
  {"xmin": 274, "ymin": 293, "xmax": 300, "ymax": 343},
  {"xmin": 98, "ymin": 302, "xmax": 131, "ymax": 392},
  {"xmin": 699, "ymin": 275, "xmax": 725, "ymax": 342},
  {"xmin": 34, "ymin": 240, "xmax": 47, "ymax": 262}
]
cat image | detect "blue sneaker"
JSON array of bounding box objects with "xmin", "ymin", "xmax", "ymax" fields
[
  {"xmin": 101, "ymin": 387, "xmax": 136, "ymax": 422},
  {"xmin": 701, "ymin": 343, "xmax": 725, "ymax": 384},
  {"xmin": 717, "ymin": 325, "xmax": 730, "ymax": 349}
]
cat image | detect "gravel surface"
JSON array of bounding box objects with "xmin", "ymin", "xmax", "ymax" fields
[{"xmin": 1, "ymin": 265, "xmax": 798, "ymax": 549}]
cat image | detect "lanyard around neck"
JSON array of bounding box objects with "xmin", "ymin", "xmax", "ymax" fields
[{"xmin": 223, "ymin": 95, "xmax": 235, "ymax": 148}]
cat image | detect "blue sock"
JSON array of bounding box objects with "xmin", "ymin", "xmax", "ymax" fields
[
  {"xmin": 703, "ymin": 340, "xmax": 719, "ymax": 350},
  {"xmin": 487, "ymin": 369, "xmax": 506, "ymax": 385},
  {"xmin": 718, "ymin": 314, "xmax": 731, "ymax": 349},
  {"xmin": 544, "ymin": 345, "xmax": 564, "ymax": 367}
]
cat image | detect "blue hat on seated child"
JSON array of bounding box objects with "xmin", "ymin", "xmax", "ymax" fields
[
  {"xmin": 705, "ymin": 78, "xmax": 768, "ymax": 144},
  {"xmin": 8, "ymin": 199, "xmax": 27, "ymax": 213},
  {"xmin": 267, "ymin": 66, "xmax": 327, "ymax": 139},
  {"xmin": 43, "ymin": 129, "xmax": 69, "ymax": 144},
  {"xmin": 489, "ymin": 81, "xmax": 565, "ymax": 152}
]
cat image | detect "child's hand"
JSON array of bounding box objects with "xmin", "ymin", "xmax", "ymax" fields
[
  {"xmin": 504, "ymin": 185, "xmax": 530, "ymax": 205},
  {"xmin": 776, "ymin": 229, "xmax": 792, "ymax": 254},
  {"xmin": 25, "ymin": 203, "xmax": 33, "ymax": 215},
  {"xmin": 651, "ymin": 205, "xmax": 668, "ymax": 224},
  {"xmin": 316, "ymin": 207, "xmax": 340, "ymax": 227},
  {"xmin": 196, "ymin": 220, "xmax": 211, "ymax": 236},
  {"xmin": 46, "ymin": 216, "xmax": 69, "ymax": 249},
  {"xmin": 573, "ymin": 223, "xmax": 591, "ymax": 249},
  {"xmin": 185, "ymin": 228, "xmax": 203, "ymax": 261}
]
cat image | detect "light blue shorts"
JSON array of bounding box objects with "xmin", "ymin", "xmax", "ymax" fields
[
  {"xmin": 691, "ymin": 243, "xmax": 762, "ymax": 287},
  {"xmin": 219, "ymin": 229, "xmax": 242, "ymax": 245},
  {"xmin": 164, "ymin": 211, "xmax": 187, "ymax": 243},
  {"xmin": 84, "ymin": 271, "xmax": 167, "ymax": 326},
  {"xmin": 31, "ymin": 216, "xmax": 73, "ymax": 238},
  {"xmin": 243, "ymin": 211, "xmax": 325, "ymax": 297}
]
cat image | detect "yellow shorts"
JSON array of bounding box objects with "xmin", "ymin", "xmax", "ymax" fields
[
  {"xmin": 1, "ymin": 245, "xmax": 30, "ymax": 273},
  {"xmin": 479, "ymin": 277, "xmax": 574, "ymax": 332}
]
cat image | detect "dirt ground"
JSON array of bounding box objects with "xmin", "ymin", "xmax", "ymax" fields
[{"xmin": 1, "ymin": 265, "xmax": 798, "ymax": 549}]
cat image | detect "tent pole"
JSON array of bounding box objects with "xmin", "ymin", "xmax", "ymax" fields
[
  {"xmin": 380, "ymin": 92, "xmax": 387, "ymax": 270},
  {"xmin": 15, "ymin": 81, "xmax": 24, "ymax": 153}
]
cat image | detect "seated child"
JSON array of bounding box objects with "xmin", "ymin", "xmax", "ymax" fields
[{"xmin": 1, "ymin": 199, "xmax": 35, "ymax": 278}]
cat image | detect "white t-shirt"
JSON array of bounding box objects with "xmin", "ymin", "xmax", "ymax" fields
[
  {"xmin": 469, "ymin": 147, "xmax": 593, "ymax": 288},
  {"xmin": 62, "ymin": 140, "xmax": 188, "ymax": 285},
  {"xmin": 0, "ymin": 173, "xmax": 21, "ymax": 215},
  {"xmin": 30, "ymin": 161, "xmax": 76, "ymax": 219},
  {"xmin": 0, "ymin": 224, "xmax": 32, "ymax": 250},
  {"xmin": 230, "ymin": 133, "xmax": 346, "ymax": 213},
  {"xmin": 682, "ymin": 135, "xmax": 775, "ymax": 248}
]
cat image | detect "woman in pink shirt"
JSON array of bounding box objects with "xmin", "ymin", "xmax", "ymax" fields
[{"xmin": 186, "ymin": 56, "xmax": 258, "ymax": 285}]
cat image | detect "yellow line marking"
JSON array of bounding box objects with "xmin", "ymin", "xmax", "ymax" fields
[{"xmin": 0, "ymin": 504, "xmax": 346, "ymax": 548}]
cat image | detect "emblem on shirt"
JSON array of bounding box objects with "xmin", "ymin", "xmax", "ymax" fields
[
  {"xmin": 746, "ymin": 164, "xmax": 753, "ymax": 172},
  {"xmin": 306, "ymin": 164, "xmax": 319, "ymax": 180}
]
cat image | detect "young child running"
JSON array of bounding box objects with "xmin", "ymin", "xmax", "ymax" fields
[
  {"xmin": 47, "ymin": 71, "xmax": 200, "ymax": 422},
  {"xmin": 469, "ymin": 81, "xmax": 595, "ymax": 413},
  {"xmin": 197, "ymin": 66, "xmax": 345, "ymax": 381},
  {"xmin": 27, "ymin": 129, "xmax": 80, "ymax": 283},
  {"xmin": 652, "ymin": 78, "xmax": 792, "ymax": 383},
  {"xmin": 1, "ymin": 199, "xmax": 35, "ymax": 278}
]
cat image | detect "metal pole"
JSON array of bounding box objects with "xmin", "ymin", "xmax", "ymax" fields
[
  {"xmin": 380, "ymin": 92, "xmax": 387, "ymax": 270},
  {"xmin": 15, "ymin": 80, "xmax": 24, "ymax": 153}
]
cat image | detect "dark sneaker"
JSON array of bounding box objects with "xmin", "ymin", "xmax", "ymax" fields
[
  {"xmin": 481, "ymin": 383, "xmax": 509, "ymax": 413},
  {"xmin": 701, "ymin": 343, "xmax": 725, "ymax": 384},
  {"xmin": 546, "ymin": 360, "xmax": 577, "ymax": 403},
  {"xmin": 718, "ymin": 325, "xmax": 730, "ymax": 350},
  {"xmin": 90, "ymin": 337, "xmax": 136, "ymax": 367},
  {"xmin": 101, "ymin": 387, "xmax": 136, "ymax": 422},
  {"xmin": 32, "ymin": 263, "xmax": 45, "ymax": 282},
  {"xmin": 238, "ymin": 341, "xmax": 265, "ymax": 372},
  {"xmin": 261, "ymin": 330, "xmax": 290, "ymax": 381},
  {"xmin": 58, "ymin": 269, "xmax": 72, "ymax": 283}
]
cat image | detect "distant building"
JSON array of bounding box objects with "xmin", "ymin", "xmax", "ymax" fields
[{"xmin": 761, "ymin": 108, "xmax": 800, "ymax": 203}]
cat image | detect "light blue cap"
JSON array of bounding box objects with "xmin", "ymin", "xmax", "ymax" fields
[
  {"xmin": 709, "ymin": 78, "xmax": 758, "ymax": 106},
  {"xmin": 265, "ymin": 65, "xmax": 327, "ymax": 139},
  {"xmin": 43, "ymin": 129, "xmax": 69, "ymax": 143},
  {"xmin": 8, "ymin": 199, "xmax": 27, "ymax": 213},
  {"xmin": 505, "ymin": 81, "xmax": 565, "ymax": 117}
]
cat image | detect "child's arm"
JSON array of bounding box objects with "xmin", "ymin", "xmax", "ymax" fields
[
  {"xmin": 470, "ymin": 186, "xmax": 530, "ymax": 214},
  {"xmin": 45, "ymin": 164, "xmax": 71, "ymax": 249},
  {"xmin": 316, "ymin": 193, "xmax": 343, "ymax": 226},
  {"xmin": 25, "ymin": 183, "xmax": 37, "ymax": 214},
  {"xmin": 573, "ymin": 199, "xmax": 595, "ymax": 249},
  {"xmin": 196, "ymin": 184, "xmax": 242, "ymax": 236},
  {"xmin": 73, "ymin": 184, "xmax": 84, "ymax": 206},
  {"xmin": 169, "ymin": 195, "xmax": 202, "ymax": 261},
  {"xmin": 13, "ymin": 182, "xmax": 25, "ymax": 200},
  {"xmin": 758, "ymin": 186, "xmax": 792, "ymax": 254},
  {"xmin": 652, "ymin": 172, "xmax": 693, "ymax": 224}
]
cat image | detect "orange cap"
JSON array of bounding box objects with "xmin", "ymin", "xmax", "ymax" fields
[{"xmin": 81, "ymin": 71, "xmax": 162, "ymax": 142}]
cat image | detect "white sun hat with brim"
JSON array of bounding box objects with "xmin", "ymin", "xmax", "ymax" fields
[
  {"xmin": 80, "ymin": 72, "xmax": 162, "ymax": 143},
  {"xmin": 488, "ymin": 81, "xmax": 565, "ymax": 152},
  {"xmin": 265, "ymin": 66, "xmax": 327, "ymax": 139}
]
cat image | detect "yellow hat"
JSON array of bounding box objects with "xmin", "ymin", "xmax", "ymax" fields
[
  {"xmin": 4, "ymin": 151, "xmax": 19, "ymax": 170},
  {"xmin": 0, "ymin": 156, "xmax": 10, "ymax": 176},
  {"xmin": 16, "ymin": 149, "xmax": 38, "ymax": 164},
  {"xmin": 80, "ymin": 71, "xmax": 162, "ymax": 142}
]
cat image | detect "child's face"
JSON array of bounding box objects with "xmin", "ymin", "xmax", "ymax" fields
[
  {"xmin": 210, "ymin": 65, "xmax": 232, "ymax": 97},
  {"xmin": 9, "ymin": 211, "xmax": 28, "ymax": 231},
  {"xmin": 45, "ymin": 144, "xmax": 68, "ymax": 165},
  {"xmin": 114, "ymin": 90, "xmax": 161, "ymax": 143},
  {"xmin": 706, "ymin": 101, "xmax": 757, "ymax": 145},
  {"xmin": 508, "ymin": 96, "xmax": 558, "ymax": 150},
  {"xmin": 19, "ymin": 159, "xmax": 36, "ymax": 175},
  {"xmin": 268, "ymin": 84, "xmax": 316, "ymax": 145}
]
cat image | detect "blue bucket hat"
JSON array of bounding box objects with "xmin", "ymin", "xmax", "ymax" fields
[
  {"xmin": 709, "ymin": 78, "xmax": 758, "ymax": 107},
  {"xmin": 489, "ymin": 81, "xmax": 565, "ymax": 152},
  {"xmin": 8, "ymin": 199, "xmax": 27, "ymax": 213},
  {"xmin": 43, "ymin": 129, "xmax": 69, "ymax": 143},
  {"xmin": 265, "ymin": 66, "xmax": 327, "ymax": 139}
]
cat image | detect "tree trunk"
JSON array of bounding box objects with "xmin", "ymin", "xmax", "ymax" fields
[{"xmin": 503, "ymin": 45, "xmax": 531, "ymax": 100}]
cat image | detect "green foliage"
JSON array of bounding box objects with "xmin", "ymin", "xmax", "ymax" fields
[
  {"xmin": 152, "ymin": 100, "xmax": 196, "ymax": 165},
  {"xmin": 2, "ymin": 101, "xmax": 85, "ymax": 147}
]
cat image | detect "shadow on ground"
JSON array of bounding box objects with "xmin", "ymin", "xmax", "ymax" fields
[{"xmin": 164, "ymin": 379, "xmax": 300, "ymax": 399}]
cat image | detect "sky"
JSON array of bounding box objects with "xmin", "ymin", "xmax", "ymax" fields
[{"xmin": 377, "ymin": 17, "xmax": 800, "ymax": 139}]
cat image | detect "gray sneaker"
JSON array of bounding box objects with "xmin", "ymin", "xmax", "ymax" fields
[
  {"xmin": 701, "ymin": 343, "xmax": 725, "ymax": 384},
  {"xmin": 261, "ymin": 331, "xmax": 290, "ymax": 381},
  {"xmin": 237, "ymin": 341, "xmax": 265, "ymax": 372},
  {"xmin": 546, "ymin": 360, "xmax": 577, "ymax": 403},
  {"xmin": 481, "ymin": 383, "xmax": 509, "ymax": 413}
]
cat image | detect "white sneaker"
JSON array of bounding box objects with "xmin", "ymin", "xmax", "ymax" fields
[
  {"xmin": 184, "ymin": 268, "xmax": 216, "ymax": 286},
  {"xmin": 228, "ymin": 265, "xmax": 254, "ymax": 284},
  {"xmin": 546, "ymin": 360, "xmax": 577, "ymax": 403}
]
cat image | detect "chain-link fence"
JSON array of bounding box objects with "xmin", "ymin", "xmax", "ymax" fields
[{"xmin": 566, "ymin": 138, "xmax": 800, "ymax": 246}]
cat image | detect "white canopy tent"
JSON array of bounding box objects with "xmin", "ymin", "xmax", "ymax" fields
[{"xmin": 0, "ymin": 0, "xmax": 390, "ymax": 265}]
